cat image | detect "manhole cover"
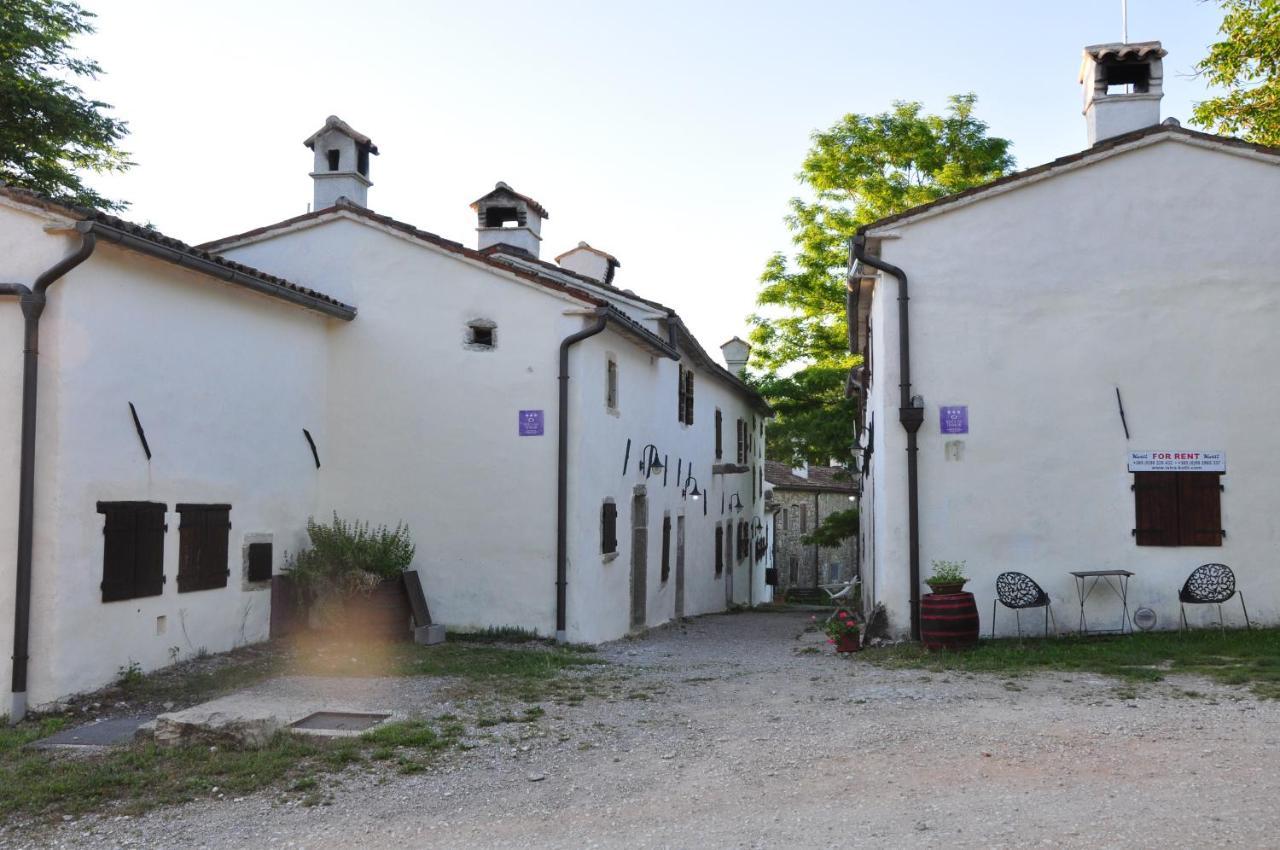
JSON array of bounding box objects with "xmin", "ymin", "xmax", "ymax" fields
[{"xmin": 290, "ymin": 711, "xmax": 390, "ymax": 732}]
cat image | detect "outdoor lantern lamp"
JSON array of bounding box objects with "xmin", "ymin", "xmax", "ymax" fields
[
  {"xmin": 682, "ymin": 475, "xmax": 701, "ymax": 501},
  {"xmin": 639, "ymin": 444, "xmax": 664, "ymax": 478},
  {"xmin": 728, "ymin": 494, "xmax": 744, "ymax": 513}
]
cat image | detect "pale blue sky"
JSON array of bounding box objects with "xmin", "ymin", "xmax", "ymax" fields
[{"xmin": 80, "ymin": 0, "xmax": 1224, "ymax": 349}]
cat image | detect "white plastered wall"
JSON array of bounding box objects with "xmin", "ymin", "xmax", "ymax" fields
[{"xmin": 865, "ymin": 137, "xmax": 1280, "ymax": 637}]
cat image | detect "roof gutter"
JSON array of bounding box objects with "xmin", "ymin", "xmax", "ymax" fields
[
  {"xmin": 851, "ymin": 233, "xmax": 924, "ymax": 642},
  {"xmin": 75, "ymin": 220, "xmax": 356, "ymax": 320},
  {"xmin": 2, "ymin": 232, "xmax": 98, "ymax": 722}
]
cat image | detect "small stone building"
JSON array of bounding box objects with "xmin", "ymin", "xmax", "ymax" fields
[{"xmin": 764, "ymin": 461, "xmax": 858, "ymax": 594}]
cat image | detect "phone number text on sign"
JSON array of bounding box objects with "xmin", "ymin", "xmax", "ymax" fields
[{"xmin": 1127, "ymin": 451, "xmax": 1225, "ymax": 472}]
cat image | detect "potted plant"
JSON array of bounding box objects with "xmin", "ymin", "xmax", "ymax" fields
[
  {"xmin": 820, "ymin": 609, "xmax": 862, "ymax": 653},
  {"xmin": 284, "ymin": 514, "xmax": 416, "ymax": 641},
  {"xmin": 926, "ymin": 559, "xmax": 968, "ymax": 595}
]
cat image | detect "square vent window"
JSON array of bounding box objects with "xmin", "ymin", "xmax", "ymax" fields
[{"xmin": 467, "ymin": 321, "xmax": 496, "ymax": 349}]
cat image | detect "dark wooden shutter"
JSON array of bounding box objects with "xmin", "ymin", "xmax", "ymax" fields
[
  {"xmin": 715, "ymin": 410, "xmax": 723, "ymax": 459},
  {"xmin": 247, "ymin": 542, "xmax": 273, "ymax": 582},
  {"xmin": 715, "ymin": 525, "xmax": 723, "ymax": 575},
  {"xmin": 602, "ymin": 502, "xmax": 618, "ymax": 554},
  {"xmin": 684, "ymin": 371, "xmax": 694, "ymax": 424},
  {"xmin": 677, "ymin": 366, "xmax": 686, "ymax": 423},
  {"xmin": 1133, "ymin": 472, "xmax": 1179, "ymax": 546},
  {"xmin": 661, "ymin": 516, "xmax": 672, "ymax": 582},
  {"xmin": 98, "ymin": 502, "xmax": 166, "ymax": 602},
  {"xmin": 178, "ymin": 504, "xmax": 231, "ymax": 592},
  {"xmin": 1178, "ymin": 473, "xmax": 1224, "ymax": 547},
  {"xmin": 134, "ymin": 504, "xmax": 167, "ymax": 597}
]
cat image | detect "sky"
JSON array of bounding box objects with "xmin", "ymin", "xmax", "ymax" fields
[{"xmin": 77, "ymin": 0, "xmax": 1226, "ymax": 352}]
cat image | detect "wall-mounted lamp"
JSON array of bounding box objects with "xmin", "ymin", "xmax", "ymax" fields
[
  {"xmin": 848, "ymin": 495, "xmax": 857, "ymax": 502},
  {"xmin": 751, "ymin": 517, "xmax": 763, "ymax": 532},
  {"xmin": 639, "ymin": 443, "xmax": 664, "ymax": 478},
  {"xmin": 682, "ymin": 475, "xmax": 701, "ymax": 501},
  {"xmin": 728, "ymin": 494, "xmax": 744, "ymax": 513}
]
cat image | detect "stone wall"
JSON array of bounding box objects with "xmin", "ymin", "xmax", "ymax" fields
[{"xmin": 772, "ymin": 489, "xmax": 857, "ymax": 593}]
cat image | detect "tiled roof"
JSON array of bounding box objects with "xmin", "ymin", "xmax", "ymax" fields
[
  {"xmin": 0, "ymin": 186, "xmax": 355, "ymax": 318},
  {"xmin": 858, "ymin": 123, "xmax": 1280, "ymax": 237},
  {"xmin": 765, "ymin": 460, "xmax": 858, "ymax": 493},
  {"xmin": 1083, "ymin": 41, "xmax": 1166, "ymax": 62},
  {"xmin": 304, "ymin": 115, "xmax": 378, "ymax": 154},
  {"xmin": 470, "ymin": 182, "xmax": 550, "ymax": 219}
]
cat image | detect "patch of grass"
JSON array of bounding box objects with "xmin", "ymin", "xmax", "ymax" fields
[
  {"xmin": 866, "ymin": 628, "xmax": 1280, "ymax": 698},
  {"xmin": 363, "ymin": 720, "xmax": 446, "ymax": 750},
  {"xmin": 448, "ymin": 626, "xmax": 544, "ymax": 643}
]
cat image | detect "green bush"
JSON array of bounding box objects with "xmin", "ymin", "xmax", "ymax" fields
[{"xmin": 284, "ymin": 514, "xmax": 415, "ymax": 605}]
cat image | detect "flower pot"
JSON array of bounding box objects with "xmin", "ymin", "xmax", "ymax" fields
[
  {"xmin": 312, "ymin": 576, "xmax": 413, "ymax": 642},
  {"xmin": 927, "ymin": 581, "xmax": 967, "ymax": 596},
  {"xmin": 836, "ymin": 632, "xmax": 861, "ymax": 653},
  {"xmin": 920, "ymin": 591, "xmax": 980, "ymax": 650}
]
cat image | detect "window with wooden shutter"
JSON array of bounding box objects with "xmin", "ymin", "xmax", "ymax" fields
[
  {"xmin": 677, "ymin": 365, "xmax": 687, "ymax": 423},
  {"xmin": 736, "ymin": 419, "xmax": 746, "ymax": 464},
  {"xmin": 177, "ymin": 504, "xmax": 232, "ymax": 592},
  {"xmin": 714, "ymin": 524, "xmax": 723, "ymax": 575},
  {"xmin": 606, "ymin": 357, "xmax": 618, "ymax": 410},
  {"xmin": 1133, "ymin": 472, "xmax": 1223, "ymax": 547},
  {"xmin": 98, "ymin": 501, "xmax": 167, "ymax": 602},
  {"xmin": 661, "ymin": 515, "xmax": 672, "ymax": 582},
  {"xmin": 247, "ymin": 542, "xmax": 273, "ymax": 583},
  {"xmin": 683, "ymin": 370, "xmax": 694, "ymax": 424},
  {"xmin": 601, "ymin": 500, "xmax": 618, "ymax": 555},
  {"xmin": 714, "ymin": 409, "xmax": 723, "ymax": 459}
]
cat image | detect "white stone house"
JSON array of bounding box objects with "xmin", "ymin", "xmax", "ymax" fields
[
  {"xmin": 0, "ymin": 116, "xmax": 770, "ymax": 718},
  {"xmin": 850, "ymin": 42, "xmax": 1280, "ymax": 639}
]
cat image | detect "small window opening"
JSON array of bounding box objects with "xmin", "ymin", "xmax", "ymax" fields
[
  {"xmin": 484, "ymin": 206, "xmax": 522, "ymax": 228},
  {"xmin": 467, "ymin": 320, "xmax": 496, "ymax": 349},
  {"xmin": 357, "ymin": 146, "xmax": 370, "ymax": 176},
  {"xmin": 327, "ymin": 149, "xmax": 340, "ymax": 171},
  {"xmin": 601, "ymin": 500, "xmax": 618, "ymax": 555},
  {"xmin": 1103, "ymin": 61, "xmax": 1150, "ymax": 94},
  {"xmin": 606, "ymin": 357, "xmax": 619, "ymax": 410}
]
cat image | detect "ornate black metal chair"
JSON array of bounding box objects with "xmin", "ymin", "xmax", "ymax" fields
[
  {"xmin": 992, "ymin": 572, "xmax": 1055, "ymax": 638},
  {"xmin": 1179, "ymin": 563, "xmax": 1250, "ymax": 632}
]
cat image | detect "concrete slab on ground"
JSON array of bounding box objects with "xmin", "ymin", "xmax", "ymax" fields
[{"xmin": 31, "ymin": 716, "xmax": 154, "ymax": 749}]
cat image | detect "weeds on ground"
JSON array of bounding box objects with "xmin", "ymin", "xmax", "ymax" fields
[{"xmin": 866, "ymin": 628, "xmax": 1280, "ymax": 698}]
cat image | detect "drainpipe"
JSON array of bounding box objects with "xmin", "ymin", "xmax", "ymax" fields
[
  {"xmin": 851, "ymin": 233, "xmax": 923, "ymax": 642},
  {"xmin": 2, "ymin": 232, "xmax": 98, "ymax": 722},
  {"xmin": 556, "ymin": 309, "xmax": 609, "ymax": 643}
]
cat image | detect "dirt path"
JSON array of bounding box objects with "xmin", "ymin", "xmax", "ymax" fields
[{"xmin": 22, "ymin": 611, "xmax": 1280, "ymax": 849}]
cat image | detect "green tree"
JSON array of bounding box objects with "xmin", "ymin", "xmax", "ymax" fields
[
  {"xmin": 0, "ymin": 0, "xmax": 130, "ymax": 210},
  {"xmin": 1192, "ymin": 0, "xmax": 1280, "ymax": 145},
  {"xmin": 802, "ymin": 506, "xmax": 859, "ymax": 549},
  {"xmin": 750, "ymin": 94, "xmax": 1013, "ymax": 466}
]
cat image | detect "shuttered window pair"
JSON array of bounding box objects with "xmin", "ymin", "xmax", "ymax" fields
[
  {"xmin": 177, "ymin": 504, "xmax": 232, "ymax": 592},
  {"xmin": 1133, "ymin": 472, "xmax": 1223, "ymax": 547},
  {"xmin": 601, "ymin": 501, "xmax": 618, "ymax": 555}
]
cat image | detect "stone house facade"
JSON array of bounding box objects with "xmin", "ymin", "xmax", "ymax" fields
[{"xmin": 764, "ymin": 461, "xmax": 858, "ymax": 593}]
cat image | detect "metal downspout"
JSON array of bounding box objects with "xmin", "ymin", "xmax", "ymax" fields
[
  {"xmin": 3, "ymin": 232, "xmax": 97, "ymax": 722},
  {"xmin": 556, "ymin": 309, "xmax": 609, "ymax": 643},
  {"xmin": 851, "ymin": 233, "xmax": 923, "ymax": 642}
]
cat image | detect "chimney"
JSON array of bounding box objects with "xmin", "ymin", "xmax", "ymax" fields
[
  {"xmin": 720, "ymin": 336, "xmax": 751, "ymax": 375},
  {"xmin": 304, "ymin": 116, "xmax": 378, "ymax": 209},
  {"xmin": 1079, "ymin": 41, "xmax": 1166, "ymax": 145},
  {"xmin": 472, "ymin": 182, "xmax": 548, "ymax": 258},
  {"xmin": 555, "ymin": 242, "xmax": 620, "ymax": 285}
]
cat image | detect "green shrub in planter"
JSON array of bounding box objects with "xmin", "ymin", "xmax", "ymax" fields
[{"xmin": 284, "ymin": 514, "xmax": 416, "ymax": 628}]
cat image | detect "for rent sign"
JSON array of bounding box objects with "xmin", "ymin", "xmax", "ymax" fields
[{"xmin": 1127, "ymin": 451, "xmax": 1226, "ymax": 472}]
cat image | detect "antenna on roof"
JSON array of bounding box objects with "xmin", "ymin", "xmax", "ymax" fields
[{"xmin": 1121, "ymin": 0, "xmax": 1128, "ymax": 42}]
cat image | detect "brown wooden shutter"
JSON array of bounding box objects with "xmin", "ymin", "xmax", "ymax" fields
[
  {"xmin": 602, "ymin": 502, "xmax": 618, "ymax": 554},
  {"xmin": 715, "ymin": 409, "xmax": 723, "ymax": 459},
  {"xmin": 99, "ymin": 503, "xmax": 138, "ymax": 602},
  {"xmin": 677, "ymin": 366, "xmax": 686, "ymax": 423},
  {"xmin": 715, "ymin": 525, "xmax": 723, "ymax": 574},
  {"xmin": 1178, "ymin": 473, "xmax": 1224, "ymax": 547},
  {"xmin": 661, "ymin": 515, "xmax": 672, "ymax": 582},
  {"xmin": 247, "ymin": 542, "xmax": 273, "ymax": 582},
  {"xmin": 133, "ymin": 503, "xmax": 167, "ymax": 597},
  {"xmin": 178, "ymin": 504, "xmax": 231, "ymax": 592},
  {"xmin": 684, "ymin": 371, "xmax": 694, "ymax": 424},
  {"xmin": 1133, "ymin": 472, "xmax": 1179, "ymax": 546}
]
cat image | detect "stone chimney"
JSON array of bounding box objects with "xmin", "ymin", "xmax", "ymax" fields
[
  {"xmin": 720, "ymin": 336, "xmax": 751, "ymax": 375},
  {"xmin": 555, "ymin": 242, "xmax": 620, "ymax": 285},
  {"xmin": 1080, "ymin": 41, "xmax": 1166, "ymax": 145},
  {"xmin": 472, "ymin": 182, "xmax": 548, "ymax": 258},
  {"xmin": 304, "ymin": 116, "xmax": 378, "ymax": 209}
]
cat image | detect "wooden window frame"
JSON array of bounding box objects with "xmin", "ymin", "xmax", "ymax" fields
[
  {"xmin": 97, "ymin": 501, "xmax": 167, "ymax": 603},
  {"xmin": 601, "ymin": 500, "xmax": 618, "ymax": 555},
  {"xmin": 1133, "ymin": 471, "xmax": 1224, "ymax": 547},
  {"xmin": 176, "ymin": 504, "xmax": 232, "ymax": 593}
]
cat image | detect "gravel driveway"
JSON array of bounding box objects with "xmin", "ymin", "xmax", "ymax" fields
[{"xmin": 20, "ymin": 610, "xmax": 1280, "ymax": 849}]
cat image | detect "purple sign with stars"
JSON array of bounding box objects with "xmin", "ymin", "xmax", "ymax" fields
[
  {"xmin": 939, "ymin": 405, "xmax": 968, "ymax": 435},
  {"xmin": 519, "ymin": 410, "xmax": 544, "ymax": 436}
]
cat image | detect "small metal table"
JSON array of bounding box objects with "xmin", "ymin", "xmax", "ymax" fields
[{"xmin": 1070, "ymin": 570, "xmax": 1135, "ymax": 635}]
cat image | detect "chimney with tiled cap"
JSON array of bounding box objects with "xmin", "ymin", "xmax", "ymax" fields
[
  {"xmin": 720, "ymin": 336, "xmax": 751, "ymax": 376},
  {"xmin": 472, "ymin": 182, "xmax": 548, "ymax": 259},
  {"xmin": 555, "ymin": 242, "xmax": 620, "ymax": 285},
  {"xmin": 1080, "ymin": 41, "xmax": 1166, "ymax": 145},
  {"xmin": 305, "ymin": 116, "xmax": 378, "ymax": 209}
]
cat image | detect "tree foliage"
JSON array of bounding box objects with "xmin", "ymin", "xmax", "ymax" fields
[
  {"xmin": 750, "ymin": 95, "xmax": 1013, "ymax": 466},
  {"xmin": 0, "ymin": 0, "xmax": 130, "ymax": 210},
  {"xmin": 802, "ymin": 507, "xmax": 860, "ymax": 549},
  {"xmin": 1192, "ymin": 0, "xmax": 1280, "ymax": 145}
]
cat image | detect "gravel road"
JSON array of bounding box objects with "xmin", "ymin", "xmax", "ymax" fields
[{"xmin": 17, "ymin": 610, "xmax": 1280, "ymax": 849}]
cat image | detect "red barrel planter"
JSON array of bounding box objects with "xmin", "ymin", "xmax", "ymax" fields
[
  {"xmin": 920, "ymin": 591, "xmax": 980, "ymax": 650},
  {"xmin": 836, "ymin": 633, "xmax": 861, "ymax": 653}
]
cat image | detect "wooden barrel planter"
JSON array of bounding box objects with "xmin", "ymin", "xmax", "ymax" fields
[{"xmin": 920, "ymin": 591, "xmax": 980, "ymax": 650}]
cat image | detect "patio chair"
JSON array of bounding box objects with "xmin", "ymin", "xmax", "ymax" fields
[
  {"xmin": 992, "ymin": 571, "xmax": 1055, "ymax": 638},
  {"xmin": 1179, "ymin": 563, "xmax": 1250, "ymax": 632},
  {"xmin": 819, "ymin": 577, "xmax": 859, "ymax": 623}
]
